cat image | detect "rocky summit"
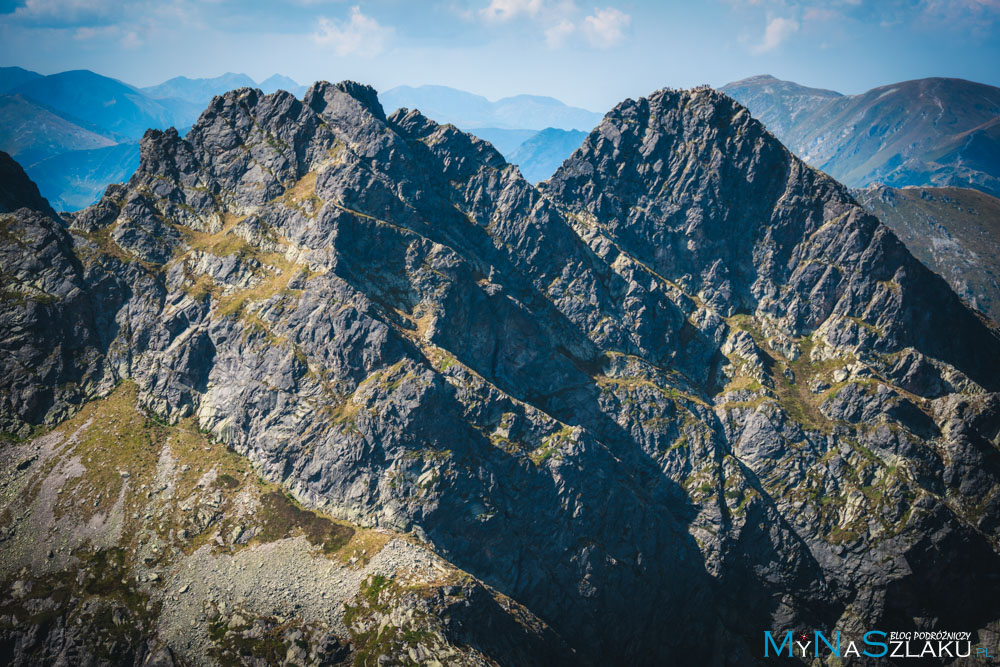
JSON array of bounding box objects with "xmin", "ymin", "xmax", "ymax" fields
[{"xmin": 2, "ymin": 81, "xmax": 1000, "ymax": 665}]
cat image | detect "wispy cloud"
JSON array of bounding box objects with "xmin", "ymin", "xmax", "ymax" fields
[
  {"xmin": 313, "ymin": 5, "xmax": 393, "ymax": 57},
  {"xmin": 9, "ymin": 0, "xmax": 128, "ymax": 27},
  {"xmin": 480, "ymin": 0, "xmax": 544, "ymax": 22},
  {"xmin": 474, "ymin": 1, "xmax": 630, "ymax": 50},
  {"xmin": 581, "ymin": 7, "xmax": 630, "ymax": 48},
  {"xmin": 918, "ymin": 0, "xmax": 1000, "ymax": 33},
  {"xmin": 751, "ymin": 16, "xmax": 798, "ymax": 53},
  {"xmin": 544, "ymin": 18, "xmax": 575, "ymax": 47},
  {"xmin": 802, "ymin": 7, "xmax": 840, "ymax": 22}
]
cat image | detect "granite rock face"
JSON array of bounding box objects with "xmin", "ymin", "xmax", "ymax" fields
[
  {"xmin": 2, "ymin": 82, "xmax": 1000, "ymax": 664},
  {"xmin": 0, "ymin": 150, "xmax": 55, "ymax": 217}
]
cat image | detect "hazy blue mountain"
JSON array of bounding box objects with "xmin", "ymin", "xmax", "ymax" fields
[
  {"xmin": 259, "ymin": 74, "xmax": 307, "ymax": 97},
  {"xmin": 722, "ymin": 75, "xmax": 1000, "ymax": 196},
  {"xmin": 0, "ymin": 93, "xmax": 116, "ymax": 165},
  {"xmin": 142, "ymin": 72, "xmax": 257, "ymax": 104},
  {"xmin": 0, "ymin": 69, "xmax": 198, "ymax": 209},
  {"xmin": 10, "ymin": 70, "xmax": 178, "ymax": 140},
  {"xmin": 508, "ymin": 127, "xmax": 588, "ymax": 183},
  {"xmin": 379, "ymin": 84, "xmax": 602, "ymax": 130},
  {"xmin": 0, "ymin": 66, "xmax": 42, "ymax": 93},
  {"xmin": 489, "ymin": 94, "xmax": 602, "ymax": 131},
  {"xmin": 153, "ymin": 96, "xmax": 205, "ymax": 129},
  {"xmin": 467, "ymin": 127, "xmax": 538, "ymax": 155},
  {"xmin": 25, "ymin": 141, "xmax": 140, "ymax": 211},
  {"xmin": 0, "ymin": 68, "xmax": 306, "ymax": 211}
]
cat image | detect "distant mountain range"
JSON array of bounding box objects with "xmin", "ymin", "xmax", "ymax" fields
[
  {"xmin": 27, "ymin": 142, "xmax": 140, "ymax": 212},
  {"xmin": 0, "ymin": 68, "xmax": 309, "ymax": 210},
  {"xmin": 142, "ymin": 72, "xmax": 307, "ymax": 105},
  {"xmin": 378, "ymin": 85, "xmax": 603, "ymax": 131},
  {"xmin": 141, "ymin": 72, "xmax": 257, "ymax": 104},
  {"xmin": 0, "ymin": 94, "xmax": 117, "ymax": 165},
  {"xmin": 467, "ymin": 127, "xmax": 539, "ymax": 155},
  {"xmin": 12, "ymin": 69, "xmax": 188, "ymax": 140},
  {"xmin": 0, "ymin": 68, "xmax": 599, "ymax": 209},
  {"xmin": 722, "ymin": 74, "xmax": 1000, "ymax": 197},
  {"xmin": 6, "ymin": 69, "xmax": 1000, "ymax": 214}
]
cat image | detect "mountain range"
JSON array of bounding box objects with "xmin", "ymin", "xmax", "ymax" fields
[
  {"xmin": 0, "ymin": 69, "xmax": 313, "ymax": 211},
  {"xmin": 3, "ymin": 66, "xmax": 999, "ymax": 329},
  {"xmin": 0, "ymin": 69, "xmax": 601, "ymax": 211},
  {"xmin": 378, "ymin": 85, "xmax": 603, "ymax": 131},
  {"xmin": 721, "ymin": 74, "xmax": 1000, "ymax": 197},
  {"xmin": 2, "ymin": 80, "xmax": 999, "ymax": 665},
  {"xmin": 142, "ymin": 72, "xmax": 308, "ymax": 104}
]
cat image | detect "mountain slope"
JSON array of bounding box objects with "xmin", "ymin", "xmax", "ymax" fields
[
  {"xmin": 717, "ymin": 74, "xmax": 842, "ymax": 138},
  {"xmin": 379, "ymin": 84, "xmax": 602, "ymax": 130},
  {"xmin": 509, "ymin": 127, "xmax": 587, "ymax": 183},
  {"xmin": 856, "ymin": 184, "xmax": 1000, "ymax": 321},
  {"xmin": 722, "ymin": 75, "xmax": 1000, "ymax": 196},
  {"xmin": 2, "ymin": 82, "xmax": 1000, "ymax": 665},
  {"xmin": 259, "ymin": 74, "xmax": 307, "ymax": 97},
  {"xmin": 0, "ymin": 93, "xmax": 117, "ymax": 165},
  {"xmin": 142, "ymin": 72, "xmax": 258, "ymax": 105},
  {"xmin": 10, "ymin": 70, "xmax": 179, "ymax": 140},
  {"xmin": 0, "ymin": 382, "xmax": 568, "ymax": 666},
  {"xmin": 25, "ymin": 141, "xmax": 141, "ymax": 211},
  {"xmin": 0, "ymin": 66, "xmax": 41, "ymax": 93}
]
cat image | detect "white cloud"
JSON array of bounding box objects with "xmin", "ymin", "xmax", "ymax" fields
[
  {"xmin": 803, "ymin": 8, "xmax": 839, "ymax": 22},
  {"xmin": 544, "ymin": 18, "xmax": 575, "ymax": 48},
  {"xmin": 751, "ymin": 16, "xmax": 798, "ymax": 53},
  {"xmin": 11, "ymin": 0, "xmax": 127, "ymax": 26},
  {"xmin": 73, "ymin": 25, "xmax": 117, "ymax": 40},
  {"xmin": 120, "ymin": 29, "xmax": 142, "ymax": 48},
  {"xmin": 479, "ymin": 0, "xmax": 544, "ymax": 22},
  {"xmin": 580, "ymin": 7, "xmax": 630, "ymax": 49},
  {"xmin": 313, "ymin": 6, "xmax": 393, "ymax": 57}
]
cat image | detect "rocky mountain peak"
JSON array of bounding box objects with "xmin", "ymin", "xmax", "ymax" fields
[
  {"xmin": 543, "ymin": 85, "xmax": 1000, "ymax": 391},
  {"xmin": 309, "ymin": 79, "xmax": 387, "ymax": 122}
]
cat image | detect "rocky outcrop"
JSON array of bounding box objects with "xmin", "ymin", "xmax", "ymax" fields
[
  {"xmin": 0, "ymin": 166, "xmax": 119, "ymax": 435},
  {"xmin": 2, "ymin": 81, "xmax": 1000, "ymax": 665},
  {"xmin": 0, "ymin": 150, "xmax": 55, "ymax": 217}
]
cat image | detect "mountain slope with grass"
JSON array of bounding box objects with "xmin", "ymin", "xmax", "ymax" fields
[{"xmin": 722, "ymin": 75, "xmax": 1000, "ymax": 197}]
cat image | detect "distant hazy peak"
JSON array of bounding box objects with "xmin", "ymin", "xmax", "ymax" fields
[
  {"xmin": 721, "ymin": 73, "xmax": 843, "ymax": 97},
  {"xmin": 379, "ymin": 84, "xmax": 602, "ymax": 131}
]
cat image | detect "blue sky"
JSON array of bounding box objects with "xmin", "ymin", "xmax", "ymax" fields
[{"xmin": 1, "ymin": 0, "xmax": 998, "ymax": 111}]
